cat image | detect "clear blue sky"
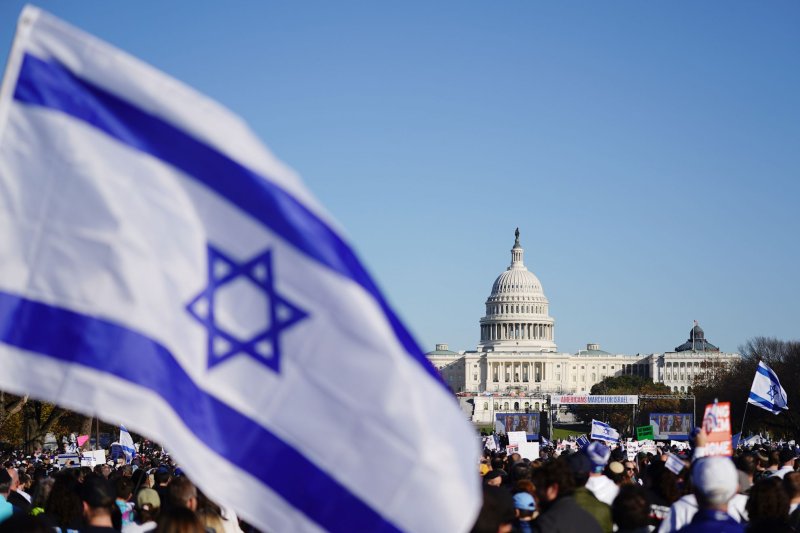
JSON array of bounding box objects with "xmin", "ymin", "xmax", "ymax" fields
[{"xmin": 2, "ymin": 2, "xmax": 798, "ymax": 356}]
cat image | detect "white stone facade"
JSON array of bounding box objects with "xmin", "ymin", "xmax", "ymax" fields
[{"xmin": 426, "ymin": 230, "xmax": 740, "ymax": 397}]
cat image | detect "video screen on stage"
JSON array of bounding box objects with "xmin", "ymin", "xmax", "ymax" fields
[
  {"xmin": 649, "ymin": 413, "xmax": 693, "ymax": 441},
  {"xmin": 495, "ymin": 413, "xmax": 540, "ymax": 440}
]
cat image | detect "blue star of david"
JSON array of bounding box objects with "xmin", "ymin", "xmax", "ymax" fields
[
  {"xmin": 185, "ymin": 245, "xmax": 308, "ymax": 373},
  {"xmin": 768, "ymin": 383, "xmax": 779, "ymax": 402}
]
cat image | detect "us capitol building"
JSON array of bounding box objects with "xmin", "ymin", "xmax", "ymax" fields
[{"xmin": 427, "ymin": 229, "xmax": 739, "ymax": 412}]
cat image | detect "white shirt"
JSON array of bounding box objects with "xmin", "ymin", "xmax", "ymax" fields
[
  {"xmin": 657, "ymin": 493, "xmax": 749, "ymax": 533},
  {"xmin": 585, "ymin": 474, "xmax": 619, "ymax": 506},
  {"xmin": 770, "ymin": 465, "xmax": 795, "ymax": 479}
]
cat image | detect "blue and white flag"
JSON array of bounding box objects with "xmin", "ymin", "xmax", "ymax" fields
[
  {"xmin": 119, "ymin": 426, "xmax": 136, "ymax": 464},
  {"xmin": 0, "ymin": 7, "xmax": 479, "ymax": 532},
  {"xmin": 748, "ymin": 361, "xmax": 788, "ymax": 415},
  {"xmin": 576, "ymin": 435, "xmax": 590, "ymax": 448},
  {"xmin": 590, "ymin": 420, "xmax": 620, "ymax": 443}
]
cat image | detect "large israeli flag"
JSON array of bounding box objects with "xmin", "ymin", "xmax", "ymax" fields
[
  {"xmin": 590, "ymin": 420, "xmax": 620, "ymax": 443},
  {"xmin": 0, "ymin": 7, "xmax": 479, "ymax": 532},
  {"xmin": 748, "ymin": 361, "xmax": 788, "ymax": 415}
]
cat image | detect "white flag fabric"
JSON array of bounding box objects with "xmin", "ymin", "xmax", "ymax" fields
[
  {"xmin": 748, "ymin": 361, "xmax": 788, "ymax": 415},
  {"xmin": 0, "ymin": 7, "xmax": 479, "ymax": 532},
  {"xmin": 590, "ymin": 419, "xmax": 620, "ymax": 443},
  {"xmin": 119, "ymin": 425, "xmax": 136, "ymax": 464}
]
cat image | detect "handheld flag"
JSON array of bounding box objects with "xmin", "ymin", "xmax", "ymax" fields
[
  {"xmin": 0, "ymin": 7, "xmax": 479, "ymax": 532},
  {"xmin": 119, "ymin": 426, "xmax": 136, "ymax": 464},
  {"xmin": 748, "ymin": 361, "xmax": 788, "ymax": 414},
  {"xmin": 590, "ymin": 420, "xmax": 620, "ymax": 443}
]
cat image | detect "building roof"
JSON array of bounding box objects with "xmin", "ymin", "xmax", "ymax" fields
[{"xmin": 675, "ymin": 322, "xmax": 719, "ymax": 352}]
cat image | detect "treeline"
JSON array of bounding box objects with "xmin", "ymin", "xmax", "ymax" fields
[
  {"xmin": 573, "ymin": 337, "xmax": 800, "ymax": 439},
  {"xmin": 693, "ymin": 336, "xmax": 800, "ymax": 439}
]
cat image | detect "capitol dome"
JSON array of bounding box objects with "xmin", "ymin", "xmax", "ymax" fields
[{"xmin": 477, "ymin": 229, "xmax": 557, "ymax": 352}]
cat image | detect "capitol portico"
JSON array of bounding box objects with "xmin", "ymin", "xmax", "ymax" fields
[{"xmin": 427, "ymin": 230, "xmax": 739, "ymax": 401}]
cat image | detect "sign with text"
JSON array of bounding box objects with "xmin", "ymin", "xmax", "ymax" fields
[
  {"xmin": 551, "ymin": 395, "xmax": 638, "ymax": 405},
  {"xmin": 702, "ymin": 401, "xmax": 732, "ymax": 456},
  {"xmin": 649, "ymin": 413, "xmax": 693, "ymax": 441},
  {"xmin": 636, "ymin": 425, "xmax": 654, "ymax": 441}
]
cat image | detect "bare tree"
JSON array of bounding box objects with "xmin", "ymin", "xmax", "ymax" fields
[{"xmin": 0, "ymin": 392, "xmax": 28, "ymax": 431}]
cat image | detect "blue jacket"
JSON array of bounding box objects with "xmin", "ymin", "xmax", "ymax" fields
[{"xmin": 677, "ymin": 509, "xmax": 745, "ymax": 533}]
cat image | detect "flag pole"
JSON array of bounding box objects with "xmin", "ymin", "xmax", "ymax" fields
[{"xmin": 739, "ymin": 401, "xmax": 750, "ymax": 445}]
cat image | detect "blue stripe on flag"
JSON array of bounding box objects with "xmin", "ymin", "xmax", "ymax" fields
[
  {"xmin": 756, "ymin": 364, "xmax": 775, "ymax": 380},
  {"xmin": 748, "ymin": 392, "xmax": 780, "ymax": 414},
  {"xmin": 12, "ymin": 53, "xmax": 440, "ymax": 388},
  {"xmin": 0, "ymin": 290, "xmax": 400, "ymax": 533}
]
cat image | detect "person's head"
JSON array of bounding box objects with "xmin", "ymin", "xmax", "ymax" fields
[
  {"xmin": 30, "ymin": 476, "xmax": 54, "ymax": 509},
  {"xmin": 0, "ymin": 469, "xmax": 11, "ymax": 497},
  {"xmin": 784, "ymin": 471, "xmax": 800, "ymax": 503},
  {"xmin": 154, "ymin": 468, "xmax": 171, "ymax": 486},
  {"xmin": 136, "ymin": 488, "xmax": 161, "ymax": 523},
  {"xmin": 512, "ymin": 491, "xmax": 536, "ymax": 520},
  {"xmin": 508, "ymin": 462, "xmax": 531, "ymax": 485},
  {"xmin": 692, "ymin": 457, "xmax": 738, "ymax": 510},
  {"xmin": 470, "ymin": 486, "xmax": 515, "ymax": 533},
  {"xmin": 45, "ymin": 471, "xmax": 83, "ymax": 529},
  {"xmin": 566, "ymin": 451, "xmax": 592, "ymax": 488},
  {"xmin": 5, "ymin": 467, "xmax": 19, "ymax": 491},
  {"xmin": 779, "ymin": 448, "xmax": 797, "ymax": 468},
  {"xmin": 18, "ymin": 471, "xmax": 31, "ymax": 491},
  {"xmin": 156, "ymin": 506, "xmax": 205, "ymax": 533},
  {"xmin": 483, "ymin": 469, "xmax": 504, "ymax": 488},
  {"xmin": 115, "ymin": 476, "xmax": 133, "ymax": 501},
  {"xmin": 168, "ymin": 476, "xmax": 198, "ymax": 511},
  {"xmin": 531, "ymin": 458, "xmax": 575, "ymax": 508},
  {"xmin": 747, "ymin": 476, "xmax": 789, "ymax": 525},
  {"xmin": 81, "ymin": 474, "xmax": 116, "ymax": 524},
  {"xmin": 612, "ymin": 484, "xmax": 651, "ymax": 531},
  {"xmin": 584, "ymin": 442, "xmax": 610, "ymax": 476},
  {"xmin": 623, "ymin": 461, "xmax": 638, "ymax": 479}
]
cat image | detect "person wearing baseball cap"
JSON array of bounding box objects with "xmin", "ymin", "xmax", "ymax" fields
[
  {"xmin": 584, "ymin": 442, "xmax": 619, "ymax": 506},
  {"xmin": 676, "ymin": 456, "xmax": 743, "ymax": 532},
  {"xmin": 512, "ymin": 492, "xmax": 536, "ymax": 533}
]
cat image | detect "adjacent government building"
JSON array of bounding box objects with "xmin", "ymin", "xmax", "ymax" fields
[{"xmin": 427, "ymin": 230, "xmax": 739, "ymax": 403}]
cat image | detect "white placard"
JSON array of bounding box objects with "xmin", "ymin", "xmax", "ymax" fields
[
  {"xmin": 508, "ymin": 431, "xmax": 527, "ymax": 447},
  {"xmin": 518, "ymin": 442, "xmax": 540, "ymax": 461}
]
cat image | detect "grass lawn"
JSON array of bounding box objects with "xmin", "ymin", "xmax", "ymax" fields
[{"xmin": 552, "ymin": 426, "xmax": 588, "ymax": 440}]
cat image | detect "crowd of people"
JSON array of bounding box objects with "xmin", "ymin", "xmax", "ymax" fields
[
  {"xmin": 473, "ymin": 429, "xmax": 800, "ymax": 533},
  {"xmin": 0, "ymin": 449, "xmax": 253, "ymax": 533}
]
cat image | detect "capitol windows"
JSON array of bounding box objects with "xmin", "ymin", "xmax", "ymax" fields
[
  {"xmin": 524, "ymin": 402, "xmax": 529, "ymax": 409},
  {"xmin": 494, "ymin": 402, "xmax": 499, "ymax": 409},
  {"xmin": 514, "ymin": 402, "xmax": 519, "ymax": 410},
  {"xmin": 473, "ymin": 374, "xmax": 478, "ymax": 381},
  {"xmin": 534, "ymin": 402, "xmax": 540, "ymax": 410},
  {"xmin": 483, "ymin": 402, "xmax": 488, "ymax": 410},
  {"xmin": 503, "ymin": 402, "xmax": 509, "ymax": 410}
]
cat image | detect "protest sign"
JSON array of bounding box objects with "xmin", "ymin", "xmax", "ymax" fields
[
  {"xmin": 636, "ymin": 425, "xmax": 654, "ymax": 441},
  {"xmin": 507, "ymin": 431, "xmax": 528, "ymax": 447},
  {"xmin": 702, "ymin": 401, "xmax": 732, "ymax": 456}
]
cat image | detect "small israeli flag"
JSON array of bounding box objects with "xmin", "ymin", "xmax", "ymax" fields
[
  {"xmin": 0, "ymin": 7, "xmax": 479, "ymax": 532},
  {"xmin": 119, "ymin": 425, "xmax": 136, "ymax": 464},
  {"xmin": 748, "ymin": 361, "xmax": 788, "ymax": 415},
  {"xmin": 590, "ymin": 419, "xmax": 620, "ymax": 443}
]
